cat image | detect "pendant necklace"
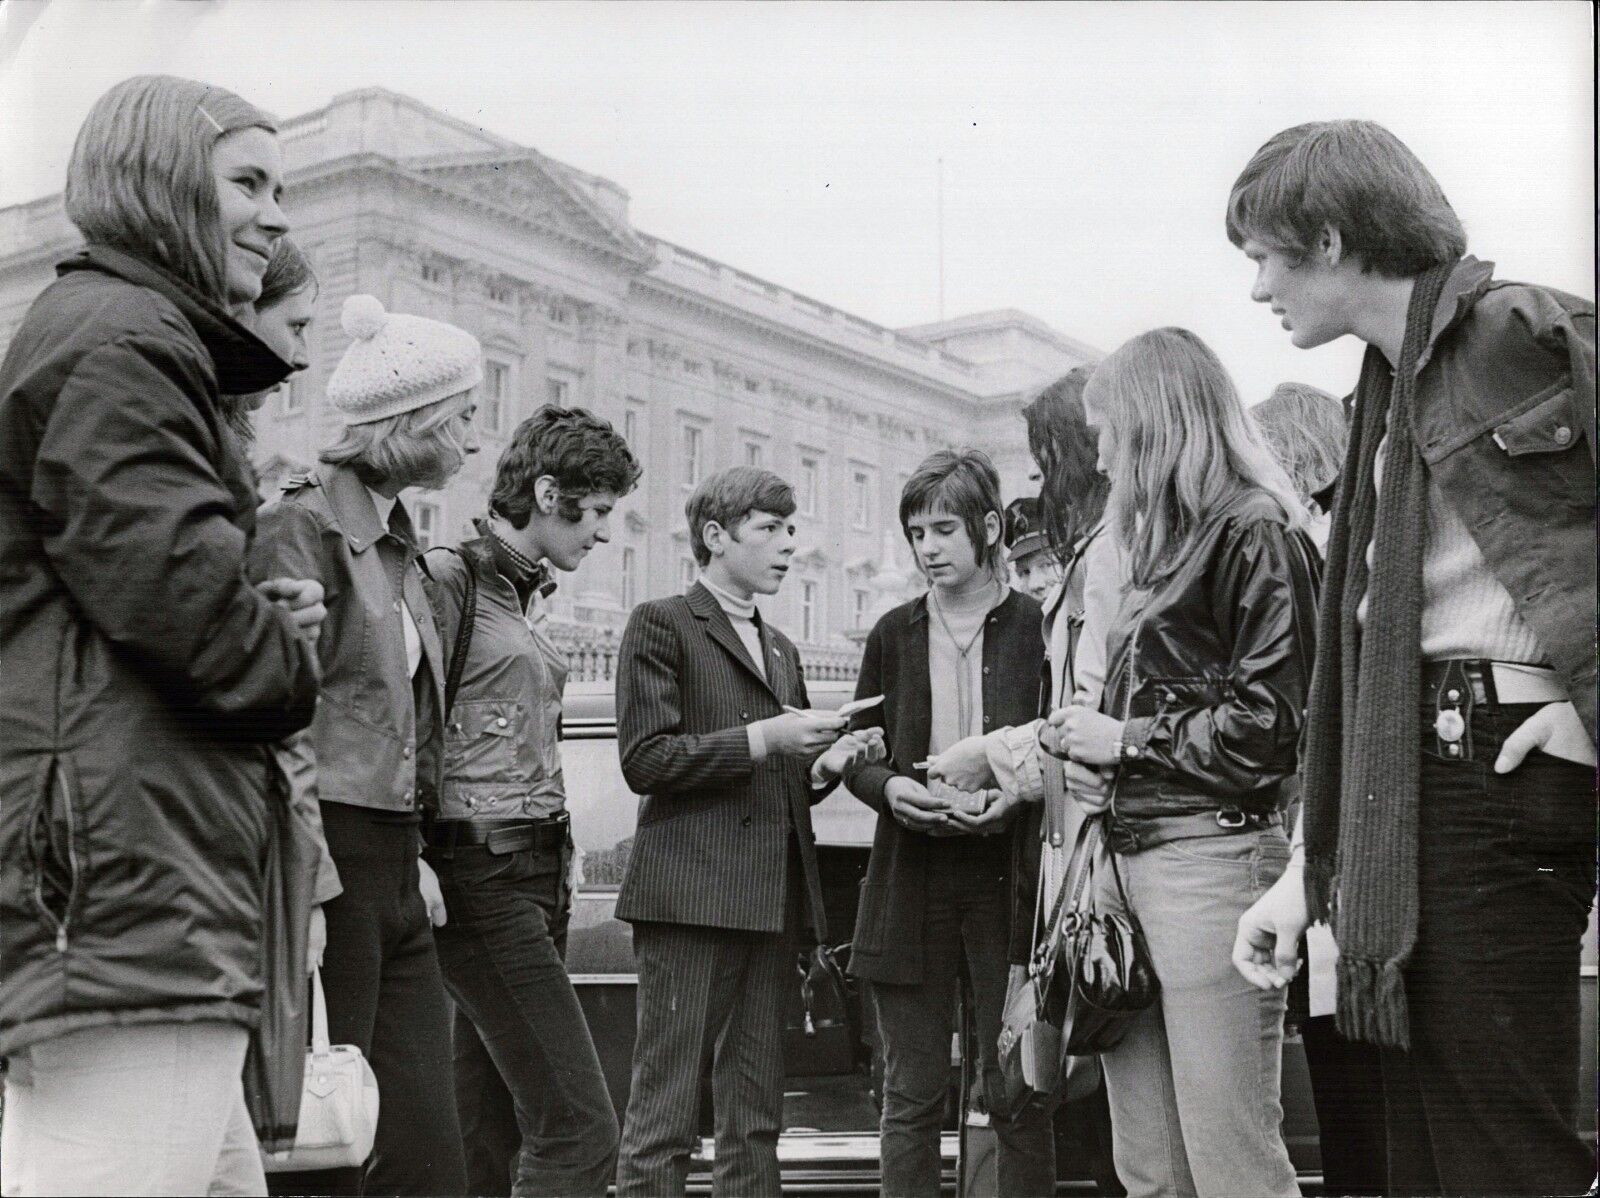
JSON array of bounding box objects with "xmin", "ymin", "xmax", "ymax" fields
[{"xmin": 929, "ymin": 574, "xmax": 1000, "ymax": 739}]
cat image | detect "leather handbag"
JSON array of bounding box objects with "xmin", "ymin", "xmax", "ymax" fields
[
  {"xmin": 783, "ymin": 943, "xmax": 858, "ymax": 1077},
  {"xmin": 261, "ymin": 968, "xmax": 380, "ymax": 1173},
  {"xmin": 1049, "ymin": 815, "xmax": 1161, "ymax": 1055},
  {"xmin": 998, "ymin": 758, "xmax": 1105, "ymax": 1115}
]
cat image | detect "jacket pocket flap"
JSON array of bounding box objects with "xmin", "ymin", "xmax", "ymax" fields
[
  {"xmin": 1493, "ymin": 388, "xmax": 1580, "ymax": 456},
  {"xmin": 449, "ymin": 700, "xmax": 524, "ymax": 740}
]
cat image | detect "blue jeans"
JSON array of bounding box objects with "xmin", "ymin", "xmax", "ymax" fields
[
  {"xmin": 870, "ymin": 842, "xmax": 1056, "ymax": 1198},
  {"xmin": 429, "ymin": 835, "xmax": 620, "ymax": 1198},
  {"xmin": 1379, "ymin": 700, "xmax": 1596, "ymax": 1197},
  {"xmin": 1100, "ymin": 827, "xmax": 1299, "ymax": 1198}
]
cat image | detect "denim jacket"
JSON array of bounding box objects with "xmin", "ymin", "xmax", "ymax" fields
[
  {"xmin": 251, "ymin": 463, "xmax": 446, "ymax": 813},
  {"xmin": 1405, "ymin": 257, "xmax": 1596, "ymax": 738},
  {"xmin": 423, "ymin": 536, "xmax": 567, "ymax": 821}
]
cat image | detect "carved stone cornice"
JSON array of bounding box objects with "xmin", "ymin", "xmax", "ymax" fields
[
  {"xmin": 646, "ymin": 338, "xmax": 683, "ymax": 367},
  {"xmin": 576, "ymin": 302, "xmax": 627, "ymax": 344}
]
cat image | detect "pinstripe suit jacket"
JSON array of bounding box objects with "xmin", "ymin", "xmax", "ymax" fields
[{"xmin": 614, "ymin": 582, "xmax": 830, "ymax": 936}]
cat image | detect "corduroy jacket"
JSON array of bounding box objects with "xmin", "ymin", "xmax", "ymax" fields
[{"xmin": 844, "ymin": 588, "xmax": 1045, "ymax": 985}]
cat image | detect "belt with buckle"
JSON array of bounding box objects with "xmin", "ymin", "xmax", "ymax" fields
[
  {"xmin": 424, "ymin": 812, "xmax": 569, "ymax": 855},
  {"xmin": 1106, "ymin": 808, "xmax": 1280, "ymax": 854},
  {"xmin": 1422, "ymin": 659, "xmax": 1566, "ymax": 761}
]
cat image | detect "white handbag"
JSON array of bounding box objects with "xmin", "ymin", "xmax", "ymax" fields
[{"xmin": 261, "ymin": 968, "xmax": 380, "ymax": 1173}]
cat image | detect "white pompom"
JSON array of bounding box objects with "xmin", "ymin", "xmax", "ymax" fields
[{"xmin": 341, "ymin": 294, "xmax": 388, "ymax": 341}]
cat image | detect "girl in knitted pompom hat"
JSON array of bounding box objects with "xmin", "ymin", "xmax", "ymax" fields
[{"xmin": 248, "ymin": 293, "xmax": 481, "ymax": 1194}]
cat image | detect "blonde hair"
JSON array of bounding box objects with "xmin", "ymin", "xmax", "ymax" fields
[
  {"xmin": 321, "ymin": 390, "xmax": 474, "ymax": 491},
  {"xmin": 1252, "ymin": 383, "xmax": 1348, "ymax": 504},
  {"xmin": 1085, "ymin": 328, "xmax": 1305, "ymax": 590},
  {"xmin": 65, "ymin": 76, "xmax": 276, "ymax": 308}
]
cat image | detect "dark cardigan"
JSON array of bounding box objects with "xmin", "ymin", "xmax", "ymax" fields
[{"xmin": 843, "ymin": 588, "xmax": 1045, "ymax": 985}]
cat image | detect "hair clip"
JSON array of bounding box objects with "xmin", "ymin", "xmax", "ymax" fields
[{"xmin": 197, "ymin": 106, "xmax": 226, "ymax": 135}]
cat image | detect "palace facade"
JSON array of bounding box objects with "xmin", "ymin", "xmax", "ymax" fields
[{"xmin": 0, "ymin": 88, "xmax": 1099, "ymax": 653}]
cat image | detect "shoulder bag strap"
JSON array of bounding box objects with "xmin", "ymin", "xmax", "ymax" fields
[
  {"xmin": 442, "ymin": 549, "xmax": 477, "ymax": 723},
  {"xmin": 310, "ymin": 966, "xmax": 331, "ymax": 1056},
  {"xmin": 1032, "ymin": 812, "xmax": 1100, "ymax": 1001}
]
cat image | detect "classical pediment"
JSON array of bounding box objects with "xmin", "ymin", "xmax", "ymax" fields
[{"xmin": 403, "ymin": 150, "xmax": 651, "ymax": 267}]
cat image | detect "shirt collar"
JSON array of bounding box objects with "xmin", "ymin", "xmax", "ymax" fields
[{"xmin": 366, "ymin": 486, "xmax": 398, "ymax": 527}]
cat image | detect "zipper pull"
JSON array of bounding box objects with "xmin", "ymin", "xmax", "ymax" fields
[{"xmin": 55, "ymin": 925, "xmax": 68, "ymax": 953}]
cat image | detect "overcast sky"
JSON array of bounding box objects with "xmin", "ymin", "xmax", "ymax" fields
[{"xmin": 1, "ymin": 0, "xmax": 1592, "ymax": 403}]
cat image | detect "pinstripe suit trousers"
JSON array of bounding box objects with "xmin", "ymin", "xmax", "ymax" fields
[{"xmin": 615, "ymin": 920, "xmax": 793, "ymax": 1198}]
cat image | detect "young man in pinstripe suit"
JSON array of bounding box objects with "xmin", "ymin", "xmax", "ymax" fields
[{"xmin": 613, "ymin": 467, "xmax": 884, "ymax": 1197}]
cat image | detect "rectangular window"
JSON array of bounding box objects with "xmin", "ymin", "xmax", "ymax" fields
[
  {"xmin": 545, "ymin": 377, "xmax": 569, "ymax": 408},
  {"xmin": 800, "ymin": 580, "xmax": 819, "ymax": 643},
  {"xmin": 483, "ymin": 361, "xmax": 510, "ymax": 434},
  {"xmin": 852, "ymin": 469, "xmax": 872, "ymax": 530},
  {"xmin": 679, "ymin": 556, "xmax": 698, "ymax": 591},
  {"xmin": 681, "ymin": 423, "xmax": 703, "ymax": 490},
  {"xmin": 621, "ymin": 547, "xmax": 637, "ymax": 611},
  {"xmin": 853, "ymin": 587, "xmax": 870, "ymax": 629},
  {"xmin": 414, "ymin": 500, "xmax": 441, "ymax": 550},
  {"xmin": 419, "ymin": 261, "xmax": 444, "ymax": 286},
  {"xmin": 623, "ymin": 404, "xmax": 642, "ymax": 450},
  {"xmin": 487, "ymin": 281, "xmax": 513, "ymax": 306},
  {"xmin": 744, "ymin": 441, "xmax": 763, "ymax": 468},
  {"xmin": 799, "ymin": 455, "xmax": 819, "ymax": 517}
]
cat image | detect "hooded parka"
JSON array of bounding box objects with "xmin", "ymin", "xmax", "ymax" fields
[{"xmin": 0, "ymin": 245, "xmax": 321, "ymax": 1057}]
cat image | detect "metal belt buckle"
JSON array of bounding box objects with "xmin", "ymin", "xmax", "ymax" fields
[{"xmin": 1215, "ymin": 809, "xmax": 1247, "ymax": 829}]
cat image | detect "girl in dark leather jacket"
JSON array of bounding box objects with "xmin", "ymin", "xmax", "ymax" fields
[{"xmin": 1049, "ymin": 327, "xmax": 1318, "ymax": 1198}]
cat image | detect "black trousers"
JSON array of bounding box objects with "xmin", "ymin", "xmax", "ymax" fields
[
  {"xmin": 1300, "ymin": 1015, "xmax": 1387, "ymax": 1196},
  {"xmin": 269, "ymin": 802, "xmax": 466, "ymax": 1197},
  {"xmin": 870, "ymin": 842, "xmax": 1056, "ymax": 1198},
  {"xmin": 428, "ymin": 833, "xmax": 620, "ymax": 1198},
  {"xmin": 1379, "ymin": 700, "xmax": 1596, "ymax": 1197}
]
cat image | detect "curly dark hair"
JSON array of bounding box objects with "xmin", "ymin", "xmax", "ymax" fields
[
  {"xmin": 1021, "ymin": 366, "xmax": 1106, "ymax": 557},
  {"xmin": 491, "ymin": 405, "xmax": 641, "ymax": 527}
]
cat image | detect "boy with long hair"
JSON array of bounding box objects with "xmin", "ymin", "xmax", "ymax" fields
[
  {"xmin": 845, "ymin": 449, "xmax": 1055, "ymax": 1198},
  {"xmin": 1229, "ymin": 120, "xmax": 1596, "ymax": 1197}
]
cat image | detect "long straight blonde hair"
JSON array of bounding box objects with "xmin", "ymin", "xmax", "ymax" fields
[
  {"xmin": 1085, "ymin": 327, "xmax": 1304, "ymax": 590},
  {"xmin": 64, "ymin": 75, "xmax": 276, "ymax": 308}
]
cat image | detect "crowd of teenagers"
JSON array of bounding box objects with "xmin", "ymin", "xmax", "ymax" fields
[{"xmin": 0, "ymin": 72, "xmax": 1592, "ymax": 1198}]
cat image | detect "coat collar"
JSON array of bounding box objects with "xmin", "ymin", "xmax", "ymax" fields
[
  {"xmin": 687, "ymin": 581, "xmax": 785, "ymax": 703},
  {"xmin": 319, "ymin": 463, "xmax": 390, "ymax": 553},
  {"xmin": 1414, "ymin": 256, "xmax": 1495, "ymax": 376},
  {"xmin": 59, "ymin": 244, "xmax": 294, "ymax": 395}
]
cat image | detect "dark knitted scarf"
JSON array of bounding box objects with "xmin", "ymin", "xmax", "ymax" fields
[{"xmin": 1301, "ymin": 261, "xmax": 1456, "ymax": 1050}]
